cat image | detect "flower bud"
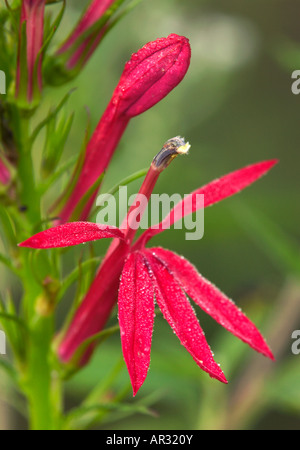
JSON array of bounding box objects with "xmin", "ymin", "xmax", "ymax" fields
[
  {"xmin": 16, "ymin": 0, "xmax": 46, "ymax": 106},
  {"xmin": 115, "ymin": 34, "xmax": 191, "ymax": 118},
  {"xmin": 58, "ymin": 35, "xmax": 191, "ymax": 223},
  {"xmin": 47, "ymin": 0, "xmax": 124, "ymax": 84}
]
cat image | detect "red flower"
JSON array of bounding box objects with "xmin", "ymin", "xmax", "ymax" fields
[
  {"xmin": 16, "ymin": 0, "xmax": 46, "ymax": 104},
  {"xmin": 0, "ymin": 155, "xmax": 11, "ymax": 186},
  {"xmin": 57, "ymin": 35, "xmax": 191, "ymax": 223},
  {"xmin": 20, "ymin": 138, "xmax": 277, "ymax": 394}
]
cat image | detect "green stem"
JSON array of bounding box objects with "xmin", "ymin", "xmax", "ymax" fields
[
  {"xmin": 17, "ymin": 254, "xmax": 63, "ymax": 430},
  {"xmin": 50, "ymin": 369, "xmax": 64, "ymax": 430},
  {"xmin": 23, "ymin": 316, "xmax": 55, "ymax": 430},
  {"xmin": 13, "ymin": 109, "xmax": 63, "ymax": 429},
  {"xmin": 16, "ymin": 249, "xmax": 64, "ymax": 429}
]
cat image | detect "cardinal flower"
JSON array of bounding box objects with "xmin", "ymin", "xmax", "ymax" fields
[
  {"xmin": 20, "ymin": 137, "xmax": 277, "ymax": 395},
  {"xmin": 57, "ymin": 34, "xmax": 191, "ymax": 223},
  {"xmin": 16, "ymin": 0, "xmax": 46, "ymax": 104},
  {"xmin": 0, "ymin": 155, "xmax": 11, "ymax": 186}
]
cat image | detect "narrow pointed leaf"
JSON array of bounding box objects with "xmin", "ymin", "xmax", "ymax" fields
[
  {"xmin": 118, "ymin": 251, "xmax": 155, "ymax": 396},
  {"xmin": 143, "ymin": 250, "xmax": 227, "ymax": 384},
  {"xmin": 0, "ymin": 206, "xmax": 17, "ymax": 245},
  {"xmin": 57, "ymin": 256, "xmax": 101, "ymax": 304},
  {"xmin": 0, "ymin": 312, "xmax": 28, "ymax": 331},
  {"xmin": 65, "ymin": 401, "xmax": 155, "ymax": 431},
  {"xmin": 31, "ymin": 88, "xmax": 76, "ymax": 145},
  {"xmin": 62, "ymin": 325, "xmax": 120, "ymax": 376},
  {"xmin": 0, "ymin": 253, "xmax": 19, "ymax": 276},
  {"xmin": 136, "ymin": 160, "xmax": 278, "ymax": 246},
  {"xmin": 19, "ymin": 222, "xmax": 125, "ymax": 249},
  {"xmin": 151, "ymin": 247, "xmax": 274, "ymax": 360},
  {"xmin": 42, "ymin": 0, "xmax": 66, "ymax": 55},
  {"xmin": 39, "ymin": 155, "xmax": 78, "ymax": 194}
]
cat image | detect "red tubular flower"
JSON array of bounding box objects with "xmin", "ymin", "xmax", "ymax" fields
[
  {"xmin": 20, "ymin": 138, "xmax": 278, "ymax": 394},
  {"xmin": 0, "ymin": 156, "xmax": 11, "ymax": 186},
  {"xmin": 58, "ymin": 34, "xmax": 191, "ymax": 223},
  {"xmin": 16, "ymin": 0, "xmax": 46, "ymax": 104},
  {"xmin": 56, "ymin": 0, "xmax": 117, "ymax": 72}
]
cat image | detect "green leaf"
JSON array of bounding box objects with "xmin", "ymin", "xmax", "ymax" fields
[
  {"xmin": 0, "ymin": 252, "xmax": 19, "ymax": 276},
  {"xmin": 60, "ymin": 325, "xmax": 120, "ymax": 380},
  {"xmin": 30, "ymin": 88, "xmax": 76, "ymax": 146},
  {"xmin": 38, "ymin": 155, "xmax": 78, "ymax": 195},
  {"xmin": 42, "ymin": 0, "xmax": 66, "ymax": 55},
  {"xmin": 75, "ymin": 325, "xmax": 120, "ymax": 360},
  {"xmin": 48, "ymin": 108, "xmax": 92, "ymax": 218},
  {"xmin": 40, "ymin": 156, "xmax": 75, "ymax": 195},
  {"xmin": 0, "ymin": 312, "xmax": 28, "ymax": 333},
  {"xmin": 56, "ymin": 256, "xmax": 101, "ymax": 304},
  {"xmin": 0, "ymin": 296, "xmax": 28, "ymax": 361},
  {"xmin": 0, "ymin": 206, "xmax": 17, "ymax": 245},
  {"xmin": 3, "ymin": 0, "xmax": 19, "ymax": 34},
  {"xmin": 41, "ymin": 109, "xmax": 74, "ymax": 178},
  {"xmin": 68, "ymin": 172, "xmax": 105, "ymax": 222},
  {"xmin": 65, "ymin": 401, "xmax": 155, "ymax": 430},
  {"xmin": 83, "ymin": 358, "xmax": 125, "ymax": 407}
]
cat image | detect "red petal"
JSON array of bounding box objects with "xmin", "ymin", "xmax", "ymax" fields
[
  {"xmin": 135, "ymin": 160, "xmax": 278, "ymax": 246},
  {"xmin": 143, "ymin": 250, "xmax": 228, "ymax": 384},
  {"xmin": 151, "ymin": 247, "xmax": 274, "ymax": 360},
  {"xmin": 19, "ymin": 222, "xmax": 124, "ymax": 249},
  {"xmin": 118, "ymin": 251, "xmax": 155, "ymax": 396}
]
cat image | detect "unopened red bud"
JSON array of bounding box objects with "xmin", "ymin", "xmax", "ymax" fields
[
  {"xmin": 58, "ymin": 34, "xmax": 191, "ymax": 223},
  {"xmin": 115, "ymin": 34, "xmax": 191, "ymax": 118},
  {"xmin": 16, "ymin": 0, "xmax": 46, "ymax": 105}
]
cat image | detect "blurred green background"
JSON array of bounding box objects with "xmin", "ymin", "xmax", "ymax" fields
[{"xmin": 3, "ymin": 0, "xmax": 300, "ymax": 430}]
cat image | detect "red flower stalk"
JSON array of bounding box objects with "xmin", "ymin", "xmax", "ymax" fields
[
  {"xmin": 56, "ymin": 0, "xmax": 118, "ymax": 72},
  {"xmin": 20, "ymin": 138, "xmax": 278, "ymax": 394},
  {"xmin": 0, "ymin": 155, "xmax": 11, "ymax": 186},
  {"xmin": 57, "ymin": 34, "xmax": 191, "ymax": 223},
  {"xmin": 16, "ymin": 0, "xmax": 46, "ymax": 104}
]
